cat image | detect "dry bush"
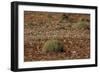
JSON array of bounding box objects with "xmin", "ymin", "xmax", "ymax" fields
[{"xmin": 42, "ymin": 39, "xmax": 64, "ymax": 53}]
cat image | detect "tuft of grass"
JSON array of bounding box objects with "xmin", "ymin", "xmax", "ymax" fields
[
  {"xmin": 42, "ymin": 40, "xmax": 64, "ymax": 53},
  {"xmin": 77, "ymin": 18, "xmax": 89, "ymax": 30}
]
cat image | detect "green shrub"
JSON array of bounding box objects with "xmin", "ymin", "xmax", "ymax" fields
[
  {"xmin": 42, "ymin": 40, "xmax": 64, "ymax": 53},
  {"xmin": 78, "ymin": 21, "xmax": 87, "ymax": 29},
  {"xmin": 77, "ymin": 18, "xmax": 89, "ymax": 29}
]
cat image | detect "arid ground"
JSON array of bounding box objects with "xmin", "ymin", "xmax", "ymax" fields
[{"xmin": 24, "ymin": 11, "xmax": 90, "ymax": 62}]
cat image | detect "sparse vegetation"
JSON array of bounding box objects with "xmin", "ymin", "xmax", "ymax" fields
[
  {"xmin": 24, "ymin": 11, "xmax": 90, "ymax": 61},
  {"xmin": 42, "ymin": 40, "xmax": 64, "ymax": 53},
  {"xmin": 77, "ymin": 18, "xmax": 89, "ymax": 29}
]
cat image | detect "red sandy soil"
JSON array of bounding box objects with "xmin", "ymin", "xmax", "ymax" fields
[{"xmin": 24, "ymin": 11, "xmax": 90, "ymax": 62}]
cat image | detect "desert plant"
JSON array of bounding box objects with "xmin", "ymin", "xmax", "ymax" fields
[
  {"xmin": 42, "ymin": 40, "xmax": 64, "ymax": 53},
  {"xmin": 77, "ymin": 18, "xmax": 89, "ymax": 30}
]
